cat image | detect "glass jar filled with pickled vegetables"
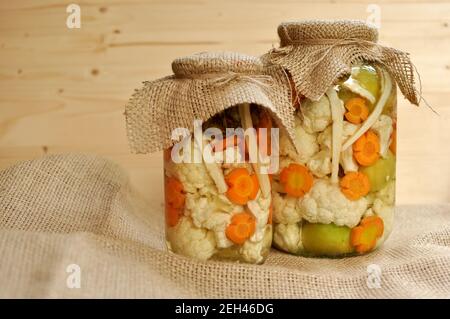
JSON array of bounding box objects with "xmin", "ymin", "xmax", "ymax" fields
[
  {"xmin": 263, "ymin": 20, "xmax": 419, "ymax": 257},
  {"xmin": 125, "ymin": 52, "xmax": 295, "ymax": 263}
]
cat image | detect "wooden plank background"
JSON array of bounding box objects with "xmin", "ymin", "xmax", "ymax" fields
[{"xmin": 0, "ymin": 0, "xmax": 449, "ymax": 205}]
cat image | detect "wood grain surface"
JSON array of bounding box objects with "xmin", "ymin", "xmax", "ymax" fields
[{"xmin": 0, "ymin": 0, "xmax": 449, "ymax": 205}]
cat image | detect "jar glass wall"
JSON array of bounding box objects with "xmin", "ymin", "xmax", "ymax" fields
[
  {"xmin": 272, "ymin": 63, "xmax": 397, "ymax": 257},
  {"xmin": 164, "ymin": 105, "xmax": 273, "ymax": 263}
]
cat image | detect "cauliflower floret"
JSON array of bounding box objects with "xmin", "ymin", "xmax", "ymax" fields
[
  {"xmin": 247, "ymin": 192, "xmax": 271, "ymax": 242},
  {"xmin": 301, "ymin": 95, "xmax": 332, "ymax": 133},
  {"xmin": 167, "ymin": 217, "xmax": 217, "ymax": 261},
  {"xmin": 307, "ymin": 149, "xmax": 332, "ymax": 178},
  {"xmin": 185, "ymin": 192, "xmax": 240, "ymax": 248},
  {"xmin": 239, "ymin": 225, "xmax": 272, "ymax": 264},
  {"xmin": 273, "ymin": 223, "xmax": 303, "ymax": 254},
  {"xmin": 376, "ymin": 179, "xmax": 396, "ymax": 206},
  {"xmin": 298, "ymin": 179, "xmax": 368, "ymax": 227},
  {"xmin": 372, "ymin": 180, "xmax": 395, "ymax": 243},
  {"xmin": 167, "ymin": 161, "xmax": 215, "ymax": 193},
  {"xmin": 371, "ymin": 115, "xmax": 393, "ymax": 158},
  {"xmin": 272, "ymin": 191, "xmax": 302, "ymax": 224},
  {"xmin": 279, "ymin": 118, "xmax": 319, "ymax": 164}
]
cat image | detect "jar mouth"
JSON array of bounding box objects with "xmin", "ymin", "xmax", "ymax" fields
[
  {"xmin": 171, "ymin": 51, "xmax": 264, "ymax": 77},
  {"xmin": 277, "ymin": 20, "xmax": 379, "ymax": 47}
]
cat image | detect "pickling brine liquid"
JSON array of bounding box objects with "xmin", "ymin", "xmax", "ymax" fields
[
  {"xmin": 163, "ymin": 105, "xmax": 273, "ymax": 263},
  {"xmin": 272, "ymin": 63, "xmax": 396, "ymax": 257}
]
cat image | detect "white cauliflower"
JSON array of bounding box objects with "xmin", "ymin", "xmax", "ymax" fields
[
  {"xmin": 371, "ymin": 115, "xmax": 393, "ymax": 158},
  {"xmin": 279, "ymin": 118, "xmax": 319, "ymax": 164},
  {"xmin": 167, "ymin": 161, "xmax": 215, "ymax": 194},
  {"xmin": 185, "ymin": 192, "xmax": 240, "ymax": 248},
  {"xmin": 372, "ymin": 180, "xmax": 395, "ymax": 244},
  {"xmin": 298, "ymin": 179, "xmax": 368, "ymax": 227},
  {"xmin": 239, "ymin": 225, "xmax": 272, "ymax": 264},
  {"xmin": 273, "ymin": 223, "xmax": 303, "ymax": 254},
  {"xmin": 301, "ymin": 95, "xmax": 332, "ymax": 133},
  {"xmin": 272, "ymin": 191, "xmax": 302, "ymax": 224},
  {"xmin": 166, "ymin": 217, "xmax": 217, "ymax": 261},
  {"xmin": 247, "ymin": 192, "xmax": 271, "ymax": 242},
  {"xmin": 307, "ymin": 149, "xmax": 332, "ymax": 178}
]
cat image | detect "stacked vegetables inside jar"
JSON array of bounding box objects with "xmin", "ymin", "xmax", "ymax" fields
[
  {"xmin": 272, "ymin": 63, "xmax": 397, "ymax": 257},
  {"xmin": 164, "ymin": 105, "xmax": 274, "ymax": 263}
]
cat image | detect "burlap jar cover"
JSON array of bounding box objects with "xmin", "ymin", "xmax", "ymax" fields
[
  {"xmin": 125, "ymin": 51, "xmax": 297, "ymax": 154},
  {"xmin": 262, "ymin": 20, "xmax": 419, "ymax": 105}
]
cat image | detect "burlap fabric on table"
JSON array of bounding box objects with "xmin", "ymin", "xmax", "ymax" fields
[
  {"xmin": 125, "ymin": 51, "xmax": 295, "ymax": 154},
  {"xmin": 262, "ymin": 20, "xmax": 419, "ymax": 105},
  {"xmin": 0, "ymin": 154, "xmax": 449, "ymax": 298}
]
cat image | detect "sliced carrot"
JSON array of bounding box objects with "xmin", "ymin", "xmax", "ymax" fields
[
  {"xmin": 344, "ymin": 97, "xmax": 369, "ymax": 124},
  {"xmin": 164, "ymin": 176, "xmax": 185, "ymax": 227},
  {"xmin": 226, "ymin": 211, "xmax": 256, "ymax": 245},
  {"xmin": 353, "ymin": 130, "xmax": 380, "ymax": 166},
  {"xmin": 225, "ymin": 168, "xmax": 260, "ymax": 205},
  {"xmin": 390, "ymin": 125, "xmax": 397, "ymax": 155},
  {"xmin": 280, "ymin": 163, "xmax": 314, "ymax": 197},
  {"xmin": 165, "ymin": 177, "xmax": 185, "ymax": 209},
  {"xmin": 165, "ymin": 205, "xmax": 182, "ymax": 227},
  {"xmin": 350, "ymin": 216, "xmax": 384, "ymax": 253},
  {"xmin": 164, "ymin": 147, "xmax": 172, "ymax": 161},
  {"xmin": 256, "ymin": 110, "xmax": 273, "ymax": 156},
  {"xmin": 340, "ymin": 172, "xmax": 371, "ymax": 200}
]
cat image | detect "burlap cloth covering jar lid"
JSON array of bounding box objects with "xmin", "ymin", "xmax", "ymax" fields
[
  {"xmin": 263, "ymin": 20, "xmax": 419, "ymax": 105},
  {"xmin": 125, "ymin": 51, "xmax": 296, "ymax": 154}
]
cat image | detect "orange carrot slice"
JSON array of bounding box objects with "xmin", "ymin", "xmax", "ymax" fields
[
  {"xmin": 353, "ymin": 130, "xmax": 380, "ymax": 166},
  {"xmin": 165, "ymin": 205, "xmax": 182, "ymax": 228},
  {"xmin": 390, "ymin": 125, "xmax": 397, "ymax": 155},
  {"xmin": 344, "ymin": 97, "xmax": 369, "ymax": 124},
  {"xmin": 226, "ymin": 211, "xmax": 256, "ymax": 245},
  {"xmin": 340, "ymin": 172, "xmax": 371, "ymax": 200},
  {"xmin": 350, "ymin": 216, "xmax": 384, "ymax": 253},
  {"xmin": 165, "ymin": 177, "xmax": 185, "ymax": 209},
  {"xmin": 164, "ymin": 177, "xmax": 185, "ymax": 227},
  {"xmin": 256, "ymin": 110, "xmax": 273, "ymax": 156},
  {"xmin": 225, "ymin": 168, "xmax": 260, "ymax": 205},
  {"xmin": 279, "ymin": 163, "xmax": 314, "ymax": 197}
]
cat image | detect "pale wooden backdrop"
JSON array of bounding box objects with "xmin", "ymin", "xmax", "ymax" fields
[{"xmin": 0, "ymin": 0, "xmax": 449, "ymax": 205}]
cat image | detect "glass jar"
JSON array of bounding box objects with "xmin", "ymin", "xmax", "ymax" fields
[
  {"xmin": 272, "ymin": 63, "xmax": 397, "ymax": 257},
  {"xmin": 164, "ymin": 105, "xmax": 273, "ymax": 263}
]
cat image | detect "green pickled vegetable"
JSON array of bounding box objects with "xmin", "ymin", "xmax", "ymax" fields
[
  {"xmin": 361, "ymin": 150, "xmax": 396, "ymax": 192},
  {"xmin": 351, "ymin": 64, "xmax": 380, "ymax": 101},
  {"xmin": 302, "ymin": 222, "xmax": 354, "ymax": 256}
]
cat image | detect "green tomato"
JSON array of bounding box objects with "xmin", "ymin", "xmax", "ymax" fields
[
  {"xmin": 302, "ymin": 222, "xmax": 354, "ymax": 256},
  {"xmin": 361, "ymin": 150, "xmax": 396, "ymax": 192},
  {"xmin": 351, "ymin": 64, "xmax": 380, "ymax": 102}
]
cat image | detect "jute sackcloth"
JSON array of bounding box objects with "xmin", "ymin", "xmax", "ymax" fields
[{"xmin": 0, "ymin": 154, "xmax": 449, "ymax": 298}]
